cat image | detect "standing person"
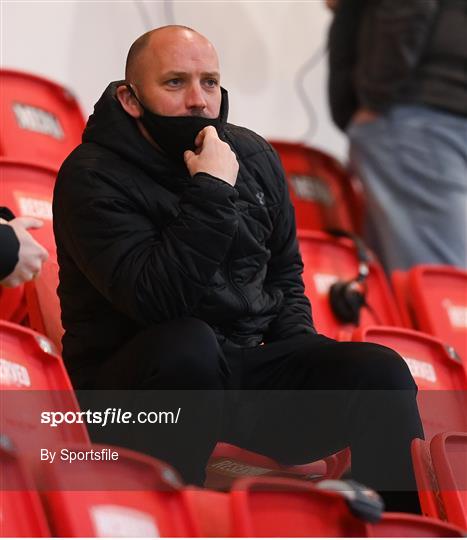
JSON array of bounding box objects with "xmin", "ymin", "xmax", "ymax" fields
[
  {"xmin": 53, "ymin": 25, "xmax": 423, "ymax": 512},
  {"xmin": 328, "ymin": 0, "xmax": 467, "ymax": 272}
]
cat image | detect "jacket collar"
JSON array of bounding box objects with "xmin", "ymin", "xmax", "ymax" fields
[{"xmin": 82, "ymin": 81, "xmax": 230, "ymax": 192}]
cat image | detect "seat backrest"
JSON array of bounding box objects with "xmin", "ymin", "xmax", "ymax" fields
[
  {"xmin": 409, "ymin": 265, "xmax": 467, "ymax": 366},
  {"xmin": 298, "ymin": 231, "xmax": 401, "ymax": 338},
  {"xmin": 390, "ymin": 270, "xmax": 416, "ymax": 329},
  {"xmin": 430, "ymin": 432, "xmax": 467, "ymax": 529},
  {"xmin": 206, "ymin": 442, "xmax": 338, "ymax": 491},
  {"xmin": 0, "ymin": 69, "xmax": 85, "ymax": 169},
  {"xmin": 270, "ymin": 141, "xmax": 357, "ymax": 232},
  {"xmin": 0, "ymin": 285, "xmax": 27, "ymax": 323},
  {"xmin": 0, "ymin": 321, "xmax": 89, "ymax": 465},
  {"xmin": 24, "ymin": 256, "xmax": 64, "ymax": 352},
  {"xmin": 0, "ymin": 320, "xmax": 70, "ymax": 391},
  {"xmin": 182, "ymin": 489, "xmax": 232, "ymax": 537},
  {"xmin": 352, "ymin": 327, "xmax": 467, "ymax": 440},
  {"xmin": 230, "ymin": 476, "xmax": 368, "ymax": 537},
  {"xmin": 411, "ymin": 438, "xmax": 445, "ymax": 522},
  {"xmin": 41, "ymin": 444, "xmax": 200, "ymax": 537},
  {"xmin": 1, "ymin": 158, "xmax": 64, "ymax": 348},
  {"xmin": 0, "ymin": 441, "xmax": 51, "ymax": 536},
  {"xmin": 0, "ymin": 158, "xmax": 57, "ymax": 249},
  {"xmin": 366, "ymin": 512, "xmax": 465, "ymax": 537}
]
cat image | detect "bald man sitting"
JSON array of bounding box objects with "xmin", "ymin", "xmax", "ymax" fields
[{"xmin": 54, "ymin": 26, "xmax": 423, "ymax": 513}]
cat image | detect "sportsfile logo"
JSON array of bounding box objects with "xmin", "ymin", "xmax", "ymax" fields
[
  {"xmin": 0, "ymin": 358, "xmax": 31, "ymax": 387},
  {"xmin": 13, "ymin": 102, "xmax": 64, "ymax": 140},
  {"xmin": 41, "ymin": 407, "xmax": 182, "ymax": 428}
]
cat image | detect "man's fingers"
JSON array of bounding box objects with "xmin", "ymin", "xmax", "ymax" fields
[
  {"xmin": 194, "ymin": 129, "xmax": 207, "ymax": 148},
  {"xmin": 195, "ymin": 125, "xmax": 218, "ymax": 148},
  {"xmin": 13, "ymin": 217, "xmax": 44, "ymax": 229},
  {"xmin": 202, "ymin": 125, "xmax": 218, "ymax": 138},
  {"xmin": 39, "ymin": 246, "xmax": 49, "ymax": 261},
  {"xmin": 184, "ymin": 149, "xmax": 195, "ymax": 163}
]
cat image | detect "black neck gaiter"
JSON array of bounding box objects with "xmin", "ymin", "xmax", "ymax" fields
[{"xmin": 127, "ymin": 85, "xmax": 228, "ymax": 163}]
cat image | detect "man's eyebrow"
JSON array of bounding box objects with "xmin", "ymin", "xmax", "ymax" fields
[
  {"xmin": 161, "ymin": 71, "xmax": 220, "ymax": 79},
  {"xmin": 202, "ymin": 71, "xmax": 220, "ymax": 79}
]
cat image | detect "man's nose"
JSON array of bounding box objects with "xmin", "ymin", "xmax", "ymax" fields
[{"xmin": 185, "ymin": 82, "xmax": 207, "ymax": 111}]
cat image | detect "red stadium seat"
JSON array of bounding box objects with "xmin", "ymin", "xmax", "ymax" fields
[
  {"xmin": 230, "ymin": 476, "xmax": 369, "ymax": 537},
  {"xmin": 0, "ymin": 285, "xmax": 27, "ymax": 323},
  {"xmin": 0, "ymin": 158, "xmax": 56, "ymax": 249},
  {"xmin": 24, "ymin": 256, "xmax": 63, "ymax": 352},
  {"xmin": 41, "ymin": 444, "xmax": 200, "ymax": 537},
  {"xmin": 391, "ymin": 270, "xmax": 415, "ymax": 329},
  {"xmin": 352, "ymin": 327, "xmax": 467, "ymax": 440},
  {"xmin": 182, "ymin": 488, "xmax": 232, "ymax": 537},
  {"xmin": 392, "ymin": 266, "xmax": 467, "ymax": 367},
  {"xmin": 0, "ymin": 158, "xmax": 63, "ymax": 346},
  {"xmin": 0, "ymin": 160, "xmax": 56, "ymax": 326},
  {"xmin": 229, "ymin": 476, "xmax": 465, "ymax": 537},
  {"xmin": 367, "ymin": 512, "xmax": 465, "ymax": 537},
  {"xmin": 430, "ymin": 432, "xmax": 467, "ymax": 529},
  {"xmin": 411, "ymin": 438, "xmax": 443, "ymax": 521},
  {"xmin": 270, "ymin": 141, "xmax": 360, "ymax": 232},
  {"xmin": 0, "ymin": 69, "xmax": 85, "ymax": 169},
  {"xmin": 0, "ymin": 321, "xmax": 89, "ymax": 470},
  {"xmin": 0, "ymin": 439, "xmax": 51, "ymax": 537},
  {"xmin": 206, "ymin": 442, "xmax": 349, "ymax": 491},
  {"xmin": 411, "ymin": 265, "xmax": 466, "ymax": 365},
  {"xmin": 298, "ymin": 231, "xmax": 401, "ymax": 339}
]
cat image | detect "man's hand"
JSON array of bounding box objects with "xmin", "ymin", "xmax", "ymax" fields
[
  {"xmin": 0, "ymin": 217, "xmax": 49, "ymax": 288},
  {"xmin": 184, "ymin": 126, "xmax": 239, "ymax": 187}
]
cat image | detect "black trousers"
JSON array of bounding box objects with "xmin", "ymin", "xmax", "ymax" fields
[{"xmin": 75, "ymin": 318, "xmax": 424, "ymax": 513}]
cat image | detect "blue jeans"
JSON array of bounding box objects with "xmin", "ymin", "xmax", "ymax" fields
[{"xmin": 348, "ymin": 105, "xmax": 467, "ymax": 272}]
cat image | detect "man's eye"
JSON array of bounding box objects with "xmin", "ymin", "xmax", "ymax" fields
[
  {"xmin": 204, "ymin": 79, "xmax": 219, "ymax": 88},
  {"xmin": 166, "ymin": 79, "xmax": 183, "ymax": 87}
]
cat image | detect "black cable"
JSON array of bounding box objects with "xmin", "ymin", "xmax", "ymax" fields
[
  {"xmin": 134, "ymin": 0, "xmax": 153, "ymax": 30},
  {"xmin": 294, "ymin": 43, "xmax": 327, "ymax": 142},
  {"xmin": 133, "ymin": 0, "xmax": 175, "ymax": 30}
]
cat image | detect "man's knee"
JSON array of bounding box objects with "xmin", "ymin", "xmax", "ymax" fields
[
  {"xmin": 149, "ymin": 317, "xmax": 225, "ymax": 389},
  {"xmin": 355, "ymin": 343, "xmax": 417, "ymax": 391}
]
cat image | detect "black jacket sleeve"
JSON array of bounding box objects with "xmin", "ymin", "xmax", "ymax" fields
[
  {"xmin": 55, "ymin": 170, "xmax": 239, "ymax": 325},
  {"xmin": 354, "ymin": 0, "xmax": 439, "ymax": 112},
  {"xmin": 0, "ymin": 207, "xmax": 15, "ymax": 221},
  {"xmin": 0, "ymin": 207, "xmax": 18, "ymax": 280},
  {"xmin": 328, "ymin": 0, "xmax": 367, "ymax": 131},
  {"xmin": 0, "ymin": 224, "xmax": 20, "ymax": 280},
  {"xmin": 262, "ymin": 149, "xmax": 315, "ymax": 342}
]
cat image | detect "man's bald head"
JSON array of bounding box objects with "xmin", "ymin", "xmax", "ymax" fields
[
  {"xmin": 125, "ymin": 25, "xmax": 217, "ymax": 82},
  {"xmin": 117, "ymin": 24, "xmax": 221, "ymax": 123}
]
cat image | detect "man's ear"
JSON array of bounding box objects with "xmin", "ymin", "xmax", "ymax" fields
[{"xmin": 116, "ymin": 85, "xmax": 141, "ymax": 118}]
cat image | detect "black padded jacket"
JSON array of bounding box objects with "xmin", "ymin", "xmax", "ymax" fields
[{"xmin": 53, "ymin": 82, "xmax": 314, "ymax": 378}]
